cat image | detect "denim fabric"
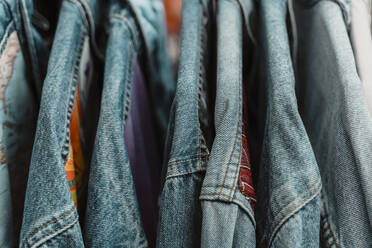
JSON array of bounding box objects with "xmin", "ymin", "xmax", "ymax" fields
[
  {"xmin": 20, "ymin": 0, "xmax": 106, "ymax": 246},
  {"xmin": 0, "ymin": 0, "xmax": 47, "ymax": 246},
  {"xmin": 157, "ymin": 0, "xmax": 215, "ymax": 246},
  {"xmin": 84, "ymin": 4, "xmax": 147, "ymax": 247},
  {"xmin": 198, "ymin": 0, "xmax": 256, "ymax": 247},
  {"xmin": 294, "ymin": 0, "xmax": 372, "ymax": 246},
  {"xmin": 255, "ymin": 0, "xmax": 322, "ymax": 247},
  {"xmin": 84, "ymin": 0, "xmax": 173, "ymax": 247}
]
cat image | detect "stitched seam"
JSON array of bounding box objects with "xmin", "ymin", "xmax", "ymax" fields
[
  {"xmin": 320, "ymin": 217, "xmax": 334, "ymax": 248},
  {"xmin": 217, "ymin": 0, "xmax": 242, "ymax": 198},
  {"xmin": 231, "ymin": 37, "xmax": 243, "ymax": 199},
  {"xmin": 203, "ymin": 185, "xmax": 242, "ymax": 188},
  {"xmin": 168, "ymin": 155, "xmax": 209, "ymax": 166},
  {"xmin": 22, "ymin": 207, "xmax": 76, "ymax": 247},
  {"xmin": 197, "ymin": 6, "xmax": 206, "ymax": 171},
  {"xmin": 321, "ymin": 192, "xmax": 339, "ymax": 248},
  {"xmin": 200, "ymin": 193, "xmax": 257, "ymax": 227},
  {"xmin": 29, "ymin": 213, "xmax": 78, "ymax": 248},
  {"xmin": 61, "ymin": 29, "xmax": 86, "ymax": 162},
  {"xmin": 200, "ymin": 192, "xmax": 238, "ymax": 198},
  {"xmin": 166, "ymin": 157, "xmax": 209, "ymax": 179},
  {"xmin": 0, "ymin": 22, "xmax": 15, "ymax": 54},
  {"xmin": 321, "ymin": 228, "xmax": 331, "ymax": 248},
  {"xmin": 123, "ymin": 42, "xmax": 135, "ymax": 122},
  {"xmin": 218, "ymin": 36, "xmax": 241, "ymax": 201},
  {"xmin": 200, "ymin": 195, "xmax": 249, "ymax": 208},
  {"xmin": 268, "ymin": 180, "xmax": 322, "ymax": 247},
  {"xmin": 166, "ymin": 169, "xmax": 207, "ymax": 180}
]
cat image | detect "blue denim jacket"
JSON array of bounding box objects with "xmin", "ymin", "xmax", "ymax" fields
[
  {"xmin": 199, "ymin": 0, "xmax": 256, "ymax": 247},
  {"xmin": 84, "ymin": 0, "xmax": 174, "ymax": 246},
  {"xmin": 157, "ymin": 0, "xmax": 215, "ymax": 246},
  {"xmin": 255, "ymin": 0, "xmax": 322, "ymax": 247},
  {"xmin": 294, "ymin": 0, "xmax": 372, "ymax": 246},
  {"xmin": 84, "ymin": 4, "xmax": 147, "ymax": 247},
  {"xmin": 19, "ymin": 0, "xmax": 103, "ymax": 246},
  {"xmin": 0, "ymin": 0, "xmax": 47, "ymax": 246},
  {"xmin": 21, "ymin": 0, "xmax": 173, "ymax": 246}
]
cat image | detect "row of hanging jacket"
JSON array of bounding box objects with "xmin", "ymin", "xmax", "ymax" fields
[{"xmin": 1, "ymin": 0, "xmax": 372, "ymax": 247}]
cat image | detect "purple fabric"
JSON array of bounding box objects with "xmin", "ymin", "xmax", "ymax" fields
[{"xmin": 124, "ymin": 60, "xmax": 161, "ymax": 248}]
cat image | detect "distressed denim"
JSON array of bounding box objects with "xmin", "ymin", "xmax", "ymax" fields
[
  {"xmin": 0, "ymin": 0, "xmax": 47, "ymax": 246},
  {"xmin": 294, "ymin": 0, "xmax": 372, "ymax": 246},
  {"xmin": 255, "ymin": 0, "xmax": 322, "ymax": 247},
  {"xmin": 157, "ymin": 0, "xmax": 215, "ymax": 246},
  {"xmin": 199, "ymin": 0, "xmax": 257, "ymax": 247},
  {"xmin": 20, "ymin": 0, "xmax": 106, "ymax": 246}
]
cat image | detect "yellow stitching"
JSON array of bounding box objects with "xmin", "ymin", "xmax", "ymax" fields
[
  {"xmin": 268, "ymin": 181, "xmax": 322, "ymax": 247},
  {"xmin": 29, "ymin": 213, "xmax": 78, "ymax": 248},
  {"xmin": 168, "ymin": 155, "xmax": 209, "ymax": 166},
  {"xmin": 23, "ymin": 207, "xmax": 76, "ymax": 248}
]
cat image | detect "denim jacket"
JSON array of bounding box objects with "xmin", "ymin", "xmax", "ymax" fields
[
  {"xmin": 294, "ymin": 0, "xmax": 372, "ymax": 246},
  {"xmin": 199, "ymin": 0, "xmax": 257, "ymax": 247},
  {"xmin": 19, "ymin": 0, "xmax": 104, "ymax": 246},
  {"xmin": 21, "ymin": 0, "xmax": 174, "ymax": 246},
  {"xmin": 255, "ymin": 0, "xmax": 322, "ymax": 247},
  {"xmin": 84, "ymin": 0, "xmax": 174, "ymax": 247},
  {"xmin": 157, "ymin": 0, "xmax": 215, "ymax": 246}
]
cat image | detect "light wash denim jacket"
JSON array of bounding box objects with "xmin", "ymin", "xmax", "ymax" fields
[
  {"xmin": 20, "ymin": 0, "xmax": 173, "ymax": 246},
  {"xmin": 157, "ymin": 0, "xmax": 215, "ymax": 246},
  {"xmin": 199, "ymin": 0, "xmax": 257, "ymax": 247},
  {"xmin": 294, "ymin": 0, "xmax": 372, "ymax": 246},
  {"xmin": 255, "ymin": 0, "xmax": 322, "ymax": 247},
  {"xmin": 20, "ymin": 0, "xmax": 106, "ymax": 246},
  {"xmin": 84, "ymin": 0, "xmax": 174, "ymax": 247}
]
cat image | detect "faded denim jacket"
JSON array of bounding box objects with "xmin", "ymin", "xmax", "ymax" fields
[
  {"xmin": 157, "ymin": 0, "xmax": 215, "ymax": 246},
  {"xmin": 199, "ymin": 0, "xmax": 257, "ymax": 247},
  {"xmin": 255, "ymin": 0, "xmax": 322, "ymax": 247},
  {"xmin": 20, "ymin": 0, "xmax": 174, "ymax": 247},
  {"xmin": 84, "ymin": 0, "xmax": 174, "ymax": 247},
  {"xmin": 294, "ymin": 0, "xmax": 372, "ymax": 246},
  {"xmin": 19, "ymin": 0, "xmax": 105, "ymax": 246}
]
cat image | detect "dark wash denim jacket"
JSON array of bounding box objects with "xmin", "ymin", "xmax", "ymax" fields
[
  {"xmin": 0, "ymin": 0, "xmax": 47, "ymax": 246},
  {"xmin": 20, "ymin": 0, "xmax": 173, "ymax": 247}
]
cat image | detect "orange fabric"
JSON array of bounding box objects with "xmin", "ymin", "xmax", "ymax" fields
[
  {"xmin": 163, "ymin": 0, "xmax": 182, "ymax": 34},
  {"xmin": 64, "ymin": 86, "xmax": 84, "ymax": 208}
]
